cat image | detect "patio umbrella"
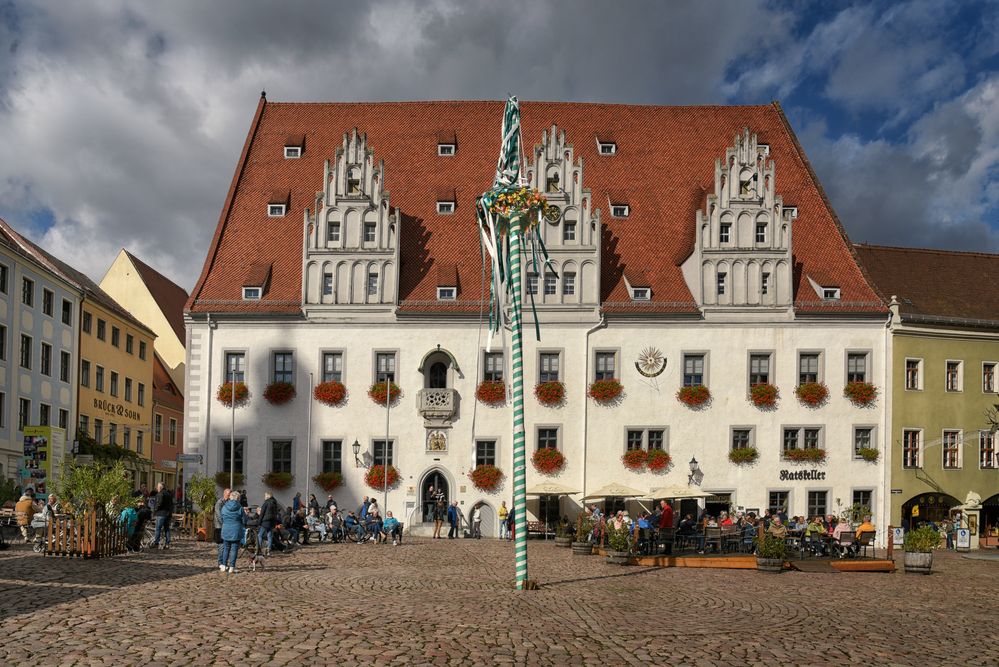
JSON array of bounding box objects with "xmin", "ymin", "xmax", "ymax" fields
[
  {"xmin": 526, "ymin": 482, "xmax": 579, "ymax": 539},
  {"xmin": 583, "ymin": 483, "xmax": 647, "ymax": 501},
  {"xmin": 647, "ymin": 483, "xmax": 714, "ymax": 500}
]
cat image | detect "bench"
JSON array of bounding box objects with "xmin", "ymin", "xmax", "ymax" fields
[{"xmin": 527, "ymin": 521, "xmax": 551, "ymax": 539}]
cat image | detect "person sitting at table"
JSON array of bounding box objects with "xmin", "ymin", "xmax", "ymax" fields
[
  {"xmin": 804, "ymin": 516, "xmax": 828, "ymax": 556},
  {"xmin": 767, "ymin": 516, "xmax": 788, "ymax": 539},
  {"xmin": 719, "ymin": 512, "xmax": 733, "ymax": 527},
  {"xmin": 742, "ymin": 514, "xmax": 759, "ymax": 549},
  {"xmin": 848, "ymin": 515, "xmax": 876, "ymax": 556}
]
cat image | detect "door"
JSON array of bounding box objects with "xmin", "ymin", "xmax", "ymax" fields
[
  {"xmin": 421, "ymin": 471, "xmax": 449, "ymax": 522},
  {"xmin": 429, "ymin": 362, "xmax": 448, "ymax": 389}
]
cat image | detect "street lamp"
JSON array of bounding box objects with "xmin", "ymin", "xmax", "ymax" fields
[
  {"xmin": 687, "ymin": 457, "xmax": 700, "ymax": 485},
  {"xmin": 352, "ymin": 439, "xmax": 362, "ymax": 467}
]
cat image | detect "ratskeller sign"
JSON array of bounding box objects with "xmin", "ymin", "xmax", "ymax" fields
[{"xmin": 778, "ymin": 469, "xmax": 826, "ymax": 481}]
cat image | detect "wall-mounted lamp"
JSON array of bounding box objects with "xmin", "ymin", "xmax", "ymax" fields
[
  {"xmin": 687, "ymin": 457, "xmax": 700, "ymax": 485},
  {"xmin": 352, "ymin": 439, "xmax": 362, "ymax": 467}
]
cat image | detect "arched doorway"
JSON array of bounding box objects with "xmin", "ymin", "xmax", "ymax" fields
[
  {"xmin": 421, "ymin": 469, "xmax": 449, "ymax": 523},
  {"xmin": 901, "ymin": 493, "xmax": 960, "ymax": 530},
  {"xmin": 471, "ymin": 502, "xmax": 496, "ymax": 538},
  {"xmin": 419, "ymin": 348, "xmax": 461, "ymax": 389},
  {"xmin": 982, "ymin": 494, "xmax": 999, "ymax": 542},
  {"xmin": 429, "ymin": 362, "xmax": 448, "ymax": 389}
]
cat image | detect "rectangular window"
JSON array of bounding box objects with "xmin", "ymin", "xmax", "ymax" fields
[
  {"xmin": 284, "ymin": 146, "xmax": 301, "ymax": 159},
  {"xmin": 137, "ymin": 383, "xmax": 145, "ymax": 406},
  {"xmin": 61, "ymin": 299, "xmax": 72, "ymax": 325},
  {"xmin": 242, "ymin": 287, "xmax": 261, "ymax": 300},
  {"xmin": 631, "ymin": 287, "xmax": 650, "ymax": 301},
  {"xmin": 749, "ymin": 353, "xmax": 770, "ymax": 385},
  {"xmin": 731, "ymin": 428, "xmax": 752, "ymax": 450},
  {"xmin": 563, "ymin": 222, "xmax": 576, "ymax": 242},
  {"xmin": 93, "ymin": 419, "xmax": 103, "ymax": 443},
  {"xmin": 853, "ymin": 427, "xmax": 873, "ymax": 458},
  {"xmin": 598, "ymin": 142, "xmax": 616, "ymax": 155},
  {"xmin": 537, "ymin": 427, "xmax": 559, "ymax": 450},
  {"xmin": 527, "ymin": 273, "xmax": 538, "ymax": 296},
  {"xmin": 169, "ymin": 419, "xmax": 177, "ymax": 446},
  {"xmin": 768, "ymin": 491, "xmax": 789, "ymax": 515},
  {"xmin": 42, "ymin": 289, "xmax": 53, "ymax": 316},
  {"xmin": 221, "ymin": 438, "xmax": 245, "ymax": 475},
  {"xmin": 322, "ymin": 440, "xmax": 343, "ymax": 474},
  {"xmin": 17, "ymin": 398, "xmax": 30, "ymax": 430},
  {"xmin": 273, "ymin": 352, "xmax": 293, "ymax": 383},
  {"xmin": 154, "ymin": 414, "xmax": 163, "ymax": 442},
  {"xmin": 135, "ymin": 431, "xmax": 144, "ymax": 455},
  {"xmin": 539, "ymin": 352, "xmax": 560, "ymax": 382},
  {"xmin": 271, "ymin": 440, "xmax": 293, "ymax": 473},
  {"xmin": 364, "ymin": 223, "xmax": 376, "ymax": 243},
  {"xmin": 984, "ymin": 363, "xmax": 996, "ymax": 393},
  {"xmin": 126, "ymin": 334, "xmax": 134, "ymax": 354},
  {"xmin": 81, "ymin": 360, "xmax": 90, "ymax": 387},
  {"xmin": 717, "ymin": 272, "xmax": 727, "ymax": 296},
  {"xmin": 268, "ymin": 204, "xmax": 286, "ymax": 217},
  {"xmin": 648, "ymin": 429, "xmax": 665, "ymax": 451},
  {"xmin": 823, "ymin": 288, "xmax": 841, "ymax": 300},
  {"xmin": 22, "ymin": 278, "xmax": 33, "ymax": 307},
  {"xmin": 807, "ymin": 491, "xmax": 828, "ymax": 518},
  {"xmin": 436, "ymin": 201, "xmax": 455, "ymax": 214},
  {"xmin": 322, "ymin": 273, "xmax": 333, "ymax": 296},
  {"xmin": 484, "ymin": 351, "xmax": 504, "ymax": 382},
  {"xmin": 852, "ymin": 490, "xmax": 873, "ymax": 512},
  {"xmin": 19, "ymin": 334, "xmax": 31, "ymax": 369},
  {"xmin": 437, "ymin": 143, "xmax": 455, "ymax": 156},
  {"xmin": 82, "ymin": 311, "xmax": 92, "ymax": 334},
  {"xmin": 96, "ymin": 319, "xmax": 106, "ymax": 341},
  {"xmin": 108, "ymin": 423, "xmax": 117, "ymax": 445},
  {"xmin": 375, "ymin": 352, "xmax": 396, "ymax": 383},
  {"xmin": 626, "ymin": 429, "xmax": 644, "ymax": 451},
  {"xmin": 95, "ymin": 365, "xmax": 105, "ymax": 392},
  {"xmin": 755, "ymin": 223, "xmax": 766, "ymax": 244},
  {"xmin": 367, "ymin": 273, "xmax": 378, "ymax": 297},
  {"xmin": 782, "ymin": 428, "xmax": 799, "ymax": 455},
  {"xmin": 59, "ymin": 351, "xmax": 70, "ymax": 382},
  {"xmin": 58, "ymin": 408, "xmax": 68, "ymax": 431},
  {"xmin": 945, "ymin": 361, "xmax": 961, "ymax": 392},
  {"xmin": 110, "ymin": 371, "xmax": 119, "ymax": 397},
  {"xmin": 39, "ymin": 403, "xmax": 50, "ymax": 426},
  {"xmin": 475, "ymin": 440, "xmax": 496, "ymax": 467},
  {"xmin": 905, "ymin": 359, "xmax": 921, "ymax": 390},
  {"xmin": 111, "ymin": 327, "xmax": 120, "ymax": 347},
  {"xmin": 327, "ymin": 221, "xmax": 341, "ymax": 243},
  {"xmin": 798, "ymin": 353, "xmax": 819, "ymax": 384},
  {"xmin": 322, "ymin": 352, "xmax": 343, "ymax": 383},
  {"xmin": 372, "ymin": 439, "xmax": 394, "ymax": 467},
  {"xmin": 40, "ymin": 343, "xmax": 51, "ymax": 376},
  {"xmin": 78, "ymin": 414, "xmax": 89, "ymax": 436},
  {"xmin": 124, "ymin": 377, "xmax": 132, "ymax": 402},
  {"xmin": 436, "ymin": 287, "xmax": 456, "ymax": 301},
  {"xmin": 543, "ymin": 274, "xmax": 557, "ymax": 296},
  {"xmin": 225, "ymin": 352, "xmax": 245, "ymax": 383},
  {"xmin": 0, "ymin": 324, "xmax": 5, "ymax": 360},
  {"xmin": 123, "ymin": 426, "xmax": 131, "ymax": 449},
  {"xmin": 611, "ymin": 205, "xmax": 629, "ymax": 218},
  {"xmin": 803, "ymin": 428, "xmax": 820, "ymax": 450},
  {"xmin": 0, "ymin": 264, "xmax": 6, "ymax": 293},
  {"xmin": 683, "ymin": 354, "xmax": 704, "ymax": 386},
  {"xmin": 138, "ymin": 341, "xmax": 146, "ymax": 360},
  {"xmin": 761, "ymin": 272, "xmax": 770, "ymax": 296},
  {"xmin": 980, "ymin": 431, "xmax": 997, "ymax": 469},
  {"xmin": 719, "ymin": 223, "xmax": 731, "ymax": 243},
  {"xmin": 942, "ymin": 430, "xmax": 961, "ymax": 469},
  {"xmin": 847, "ymin": 353, "xmax": 868, "ymax": 383},
  {"xmin": 595, "ymin": 351, "xmax": 616, "ymax": 380},
  {"xmin": 903, "ymin": 430, "xmax": 920, "ymax": 468},
  {"xmin": 562, "ymin": 273, "xmax": 575, "ymax": 296}
]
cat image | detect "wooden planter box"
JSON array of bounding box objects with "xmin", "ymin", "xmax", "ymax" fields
[{"xmin": 45, "ymin": 506, "xmax": 128, "ymax": 559}]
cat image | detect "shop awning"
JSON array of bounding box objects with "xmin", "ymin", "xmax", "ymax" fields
[
  {"xmin": 583, "ymin": 483, "xmax": 646, "ymax": 501},
  {"xmin": 526, "ymin": 482, "xmax": 579, "ymax": 496},
  {"xmin": 646, "ymin": 483, "xmax": 714, "ymax": 500}
]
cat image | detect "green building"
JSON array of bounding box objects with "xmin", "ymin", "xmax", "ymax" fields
[{"xmin": 856, "ymin": 244, "xmax": 999, "ymax": 546}]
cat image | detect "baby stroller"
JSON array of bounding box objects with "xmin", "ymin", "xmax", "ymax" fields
[{"xmin": 242, "ymin": 528, "xmax": 265, "ymax": 571}]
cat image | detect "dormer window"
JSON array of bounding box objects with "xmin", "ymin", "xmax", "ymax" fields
[
  {"xmin": 437, "ymin": 287, "xmax": 457, "ymax": 301},
  {"xmin": 436, "ymin": 131, "xmax": 457, "ymax": 156},
  {"xmin": 284, "ymin": 146, "xmax": 301, "ymax": 159},
  {"xmin": 268, "ymin": 204, "xmax": 286, "ymax": 217},
  {"xmin": 242, "ymin": 287, "xmax": 262, "ymax": 300},
  {"xmin": 822, "ymin": 287, "xmax": 841, "ymax": 300},
  {"xmin": 598, "ymin": 142, "xmax": 617, "ymax": 155},
  {"xmin": 241, "ymin": 261, "xmax": 271, "ymax": 301},
  {"xmin": 437, "ymin": 201, "xmax": 455, "ymax": 214},
  {"xmin": 611, "ymin": 205, "xmax": 629, "ymax": 218},
  {"xmin": 631, "ymin": 287, "xmax": 650, "ymax": 301},
  {"xmin": 437, "ymin": 143, "xmax": 455, "ymax": 156},
  {"xmin": 268, "ymin": 191, "xmax": 290, "ymax": 217},
  {"xmin": 284, "ymin": 134, "xmax": 304, "ymax": 159}
]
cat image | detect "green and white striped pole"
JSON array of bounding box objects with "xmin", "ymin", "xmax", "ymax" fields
[{"xmin": 509, "ymin": 212, "xmax": 528, "ymax": 590}]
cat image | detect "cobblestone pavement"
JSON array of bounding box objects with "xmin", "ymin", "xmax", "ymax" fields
[{"xmin": 0, "ymin": 537, "xmax": 996, "ymax": 666}]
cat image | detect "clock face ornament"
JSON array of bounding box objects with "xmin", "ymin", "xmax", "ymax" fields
[{"xmin": 635, "ymin": 347, "xmax": 666, "ymax": 377}]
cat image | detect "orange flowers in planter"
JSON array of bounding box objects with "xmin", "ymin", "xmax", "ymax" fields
[
  {"xmin": 263, "ymin": 381, "xmax": 296, "ymax": 405},
  {"xmin": 368, "ymin": 382, "xmax": 402, "ymax": 406},
  {"xmin": 843, "ymin": 381, "xmax": 878, "ymax": 406},
  {"xmin": 214, "ymin": 471, "xmax": 244, "ymax": 487},
  {"xmin": 365, "ymin": 464, "xmax": 400, "ymax": 490},
  {"xmin": 468, "ymin": 464, "xmax": 504, "ymax": 492},
  {"xmin": 532, "ymin": 448, "xmax": 566, "ymax": 475},
  {"xmin": 312, "ymin": 472, "xmax": 343, "ymax": 492},
  {"xmin": 676, "ymin": 384, "xmax": 710, "ymax": 408},
  {"xmin": 729, "ymin": 447, "xmax": 758, "ymax": 465},
  {"xmin": 588, "ymin": 378, "xmax": 623, "ymax": 403},
  {"xmin": 262, "ymin": 472, "xmax": 293, "ymax": 490},
  {"xmin": 314, "ymin": 381, "xmax": 347, "ymax": 407},
  {"xmin": 216, "ymin": 381, "xmax": 249, "ymax": 407},
  {"xmin": 749, "ymin": 383, "xmax": 779, "ymax": 409},
  {"xmin": 784, "ymin": 448, "xmax": 827, "ymax": 463},
  {"xmin": 646, "ymin": 448, "xmax": 672, "ymax": 472},
  {"xmin": 622, "ymin": 449, "xmax": 673, "ymax": 472},
  {"xmin": 534, "ymin": 381, "xmax": 565, "ymax": 407},
  {"xmin": 622, "ymin": 449, "xmax": 648, "ymax": 471},
  {"xmin": 476, "ymin": 380, "xmax": 506, "ymax": 405},
  {"xmin": 795, "ymin": 382, "xmax": 829, "ymax": 407}
]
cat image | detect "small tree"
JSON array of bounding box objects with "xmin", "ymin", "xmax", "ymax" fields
[
  {"xmin": 186, "ymin": 474, "xmax": 218, "ymax": 517},
  {"xmin": 53, "ymin": 459, "xmax": 133, "ymax": 518}
]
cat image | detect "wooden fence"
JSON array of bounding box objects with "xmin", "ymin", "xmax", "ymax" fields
[{"xmin": 45, "ymin": 505, "xmax": 128, "ymax": 559}]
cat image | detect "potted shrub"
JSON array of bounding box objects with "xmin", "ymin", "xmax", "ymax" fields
[
  {"xmin": 313, "ymin": 381, "xmax": 347, "ymax": 407},
  {"xmin": 647, "ymin": 448, "xmax": 672, "ymax": 472},
  {"xmin": 588, "ymin": 378, "xmax": 623, "ymax": 404},
  {"xmin": 755, "ymin": 532, "xmax": 787, "ymax": 573},
  {"xmin": 216, "ymin": 381, "xmax": 249, "ymax": 407},
  {"xmin": 262, "ymin": 471, "xmax": 293, "ymax": 490},
  {"xmin": 784, "ymin": 448, "xmax": 826, "ymax": 463},
  {"xmin": 475, "ymin": 380, "xmax": 506, "ymax": 406},
  {"xmin": 532, "ymin": 448, "xmax": 566, "ymax": 475},
  {"xmin": 368, "ymin": 381, "xmax": 402, "ymax": 406},
  {"xmin": 605, "ymin": 523, "xmax": 633, "ymax": 565},
  {"xmin": 856, "ymin": 447, "xmax": 879, "ymax": 463},
  {"xmin": 622, "ymin": 449, "xmax": 647, "ymax": 471},
  {"xmin": 749, "ymin": 382, "xmax": 780, "ymax": 409},
  {"xmin": 904, "ymin": 526, "xmax": 940, "ymax": 574},
  {"xmin": 535, "ymin": 381, "xmax": 565, "ymax": 407},
  {"xmin": 263, "ymin": 381, "xmax": 296, "ymax": 405},
  {"xmin": 468, "ymin": 464, "xmax": 504, "ymax": 492},
  {"xmin": 572, "ymin": 516, "xmax": 595, "ymax": 555},
  {"xmin": 676, "ymin": 384, "xmax": 710, "ymax": 408},
  {"xmin": 364, "ymin": 464, "xmax": 400, "ymax": 490},
  {"xmin": 312, "ymin": 471, "xmax": 343, "ymax": 493},
  {"xmin": 729, "ymin": 447, "xmax": 758, "ymax": 464},
  {"xmin": 795, "ymin": 382, "xmax": 829, "ymax": 407},
  {"xmin": 214, "ymin": 471, "xmax": 244, "ymax": 488},
  {"xmin": 554, "ymin": 522, "xmax": 572, "ymax": 548},
  {"xmin": 843, "ymin": 381, "xmax": 878, "ymax": 406}
]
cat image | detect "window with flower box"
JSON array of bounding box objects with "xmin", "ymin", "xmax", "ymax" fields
[
  {"xmin": 594, "ymin": 351, "xmax": 616, "ymax": 381},
  {"xmin": 539, "ymin": 352, "xmax": 560, "ymax": 382},
  {"xmin": 322, "ymin": 440, "xmax": 342, "ymax": 474},
  {"xmin": 798, "ymin": 352, "xmax": 820, "ymax": 384},
  {"xmin": 483, "ymin": 351, "xmax": 504, "ymax": 382},
  {"xmin": 375, "ymin": 352, "xmax": 396, "ymax": 383},
  {"xmin": 847, "ymin": 352, "xmax": 868, "ymax": 383},
  {"xmin": 271, "ymin": 439, "xmax": 293, "ymax": 473},
  {"xmin": 853, "ymin": 427, "xmax": 875, "ymax": 458},
  {"xmin": 625, "ymin": 428, "xmax": 667, "ymax": 451},
  {"xmin": 373, "ymin": 439, "xmax": 395, "ymax": 466},
  {"xmin": 322, "ymin": 352, "xmax": 343, "ymax": 383},
  {"xmin": 683, "ymin": 354, "xmax": 705, "ymax": 386},
  {"xmin": 537, "ymin": 427, "xmax": 559, "ymax": 450},
  {"xmin": 475, "ymin": 440, "xmax": 496, "ymax": 467},
  {"xmin": 942, "ymin": 430, "xmax": 961, "ymax": 469},
  {"xmin": 731, "ymin": 428, "xmax": 753, "ymax": 451},
  {"xmin": 749, "ymin": 353, "xmax": 771, "ymax": 386},
  {"xmin": 272, "ymin": 352, "xmax": 293, "ymax": 383}
]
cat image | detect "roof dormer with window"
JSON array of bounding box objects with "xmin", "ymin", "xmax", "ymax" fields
[
  {"xmin": 301, "ymin": 128, "xmax": 400, "ymax": 318},
  {"xmin": 681, "ymin": 128, "xmax": 795, "ymax": 318}
]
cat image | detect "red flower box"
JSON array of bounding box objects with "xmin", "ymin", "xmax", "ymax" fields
[
  {"xmin": 262, "ymin": 471, "xmax": 293, "ymax": 490},
  {"xmin": 468, "ymin": 464, "xmax": 504, "ymax": 492},
  {"xmin": 368, "ymin": 382, "xmax": 402, "ymax": 406},
  {"xmin": 676, "ymin": 384, "xmax": 710, "ymax": 408},
  {"xmin": 534, "ymin": 381, "xmax": 565, "ymax": 407},
  {"xmin": 314, "ymin": 381, "xmax": 347, "ymax": 407},
  {"xmin": 475, "ymin": 380, "xmax": 507, "ymax": 405},
  {"xmin": 729, "ymin": 447, "xmax": 758, "ymax": 465},
  {"xmin": 622, "ymin": 449, "xmax": 647, "ymax": 471},
  {"xmin": 749, "ymin": 382, "xmax": 779, "ymax": 409},
  {"xmin": 843, "ymin": 381, "xmax": 878, "ymax": 406},
  {"xmin": 214, "ymin": 471, "xmax": 244, "ymax": 488},
  {"xmin": 312, "ymin": 472, "xmax": 343, "ymax": 492},
  {"xmin": 588, "ymin": 378, "xmax": 623, "ymax": 403},
  {"xmin": 795, "ymin": 382, "xmax": 829, "ymax": 407},
  {"xmin": 532, "ymin": 448, "xmax": 566, "ymax": 475},
  {"xmin": 647, "ymin": 449, "xmax": 672, "ymax": 472},
  {"xmin": 365, "ymin": 464, "xmax": 400, "ymax": 490},
  {"xmin": 216, "ymin": 381, "xmax": 249, "ymax": 407},
  {"xmin": 263, "ymin": 381, "xmax": 296, "ymax": 406},
  {"xmin": 784, "ymin": 448, "xmax": 826, "ymax": 463}
]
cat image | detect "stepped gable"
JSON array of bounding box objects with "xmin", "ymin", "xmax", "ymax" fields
[{"xmin": 188, "ymin": 98, "xmax": 882, "ymax": 316}]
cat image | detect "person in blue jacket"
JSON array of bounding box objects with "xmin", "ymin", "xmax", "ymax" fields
[{"xmin": 220, "ymin": 491, "xmax": 246, "ymax": 574}]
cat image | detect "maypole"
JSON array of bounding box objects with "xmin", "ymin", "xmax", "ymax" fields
[{"xmin": 477, "ymin": 96, "xmax": 559, "ymax": 590}]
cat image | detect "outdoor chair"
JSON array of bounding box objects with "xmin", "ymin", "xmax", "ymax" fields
[
  {"xmin": 855, "ymin": 531, "xmax": 876, "ymax": 558},
  {"xmin": 834, "ymin": 533, "xmax": 854, "ymax": 558},
  {"xmin": 721, "ymin": 528, "xmax": 741, "ymax": 553},
  {"xmin": 703, "ymin": 527, "xmax": 722, "ymax": 553},
  {"xmin": 656, "ymin": 527, "xmax": 675, "ymax": 555}
]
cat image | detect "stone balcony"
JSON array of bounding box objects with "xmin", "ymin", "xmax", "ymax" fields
[{"xmin": 417, "ymin": 388, "xmax": 458, "ymax": 427}]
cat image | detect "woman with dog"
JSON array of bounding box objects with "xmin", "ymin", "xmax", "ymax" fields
[{"xmin": 220, "ymin": 491, "xmax": 245, "ymax": 575}]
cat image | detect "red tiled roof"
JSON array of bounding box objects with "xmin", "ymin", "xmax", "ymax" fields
[
  {"xmin": 188, "ymin": 99, "xmax": 883, "ymax": 316},
  {"xmin": 284, "ymin": 133, "xmax": 305, "ymax": 147},
  {"xmin": 152, "ymin": 352, "xmax": 184, "ymax": 407},
  {"xmin": 436, "ymin": 263, "xmax": 458, "ymax": 288},
  {"xmin": 123, "ymin": 250, "xmax": 189, "ymax": 344},
  {"xmin": 243, "ymin": 261, "xmax": 272, "ymax": 288},
  {"xmin": 854, "ymin": 244, "xmax": 999, "ymax": 323}
]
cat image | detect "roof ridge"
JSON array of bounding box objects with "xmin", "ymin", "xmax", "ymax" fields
[
  {"xmin": 265, "ymin": 99, "xmax": 776, "ymax": 110},
  {"xmin": 854, "ymin": 242, "xmax": 999, "ymax": 260},
  {"xmin": 123, "ymin": 249, "xmax": 188, "ymax": 294}
]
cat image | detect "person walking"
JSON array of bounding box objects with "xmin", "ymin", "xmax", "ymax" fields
[
  {"xmin": 258, "ymin": 492, "xmax": 279, "ymax": 555},
  {"xmin": 433, "ymin": 499, "xmax": 446, "ymax": 539},
  {"xmin": 447, "ymin": 501, "xmax": 459, "ymax": 539},
  {"xmin": 151, "ymin": 482, "xmax": 174, "ymax": 550},
  {"xmin": 498, "ymin": 501, "xmax": 509, "ymax": 540},
  {"xmin": 472, "ymin": 504, "xmax": 482, "ymax": 539},
  {"xmin": 292, "ymin": 492, "xmax": 303, "ymax": 513},
  {"xmin": 506, "ymin": 506, "xmax": 514, "ymax": 541},
  {"xmin": 214, "ymin": 488, "xmax": 231, "ymax": 568},
  {"xmin": 220, "ymin": 491, "xmax": 245, "ymax": 574}
]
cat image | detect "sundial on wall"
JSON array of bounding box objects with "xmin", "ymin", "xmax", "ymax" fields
[{"xmin": 635, "ymin": 347, "xmax": 666, "ymax": 377}]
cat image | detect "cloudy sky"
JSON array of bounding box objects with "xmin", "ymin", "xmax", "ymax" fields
[{"xmin": 0, "ymin": 0, "xmax": 996, "ymax": 290}]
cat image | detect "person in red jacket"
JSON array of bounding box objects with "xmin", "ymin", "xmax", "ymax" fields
[{"xmin": 658, "ymin": 500, "xmax": 674, "ymax": 530}]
